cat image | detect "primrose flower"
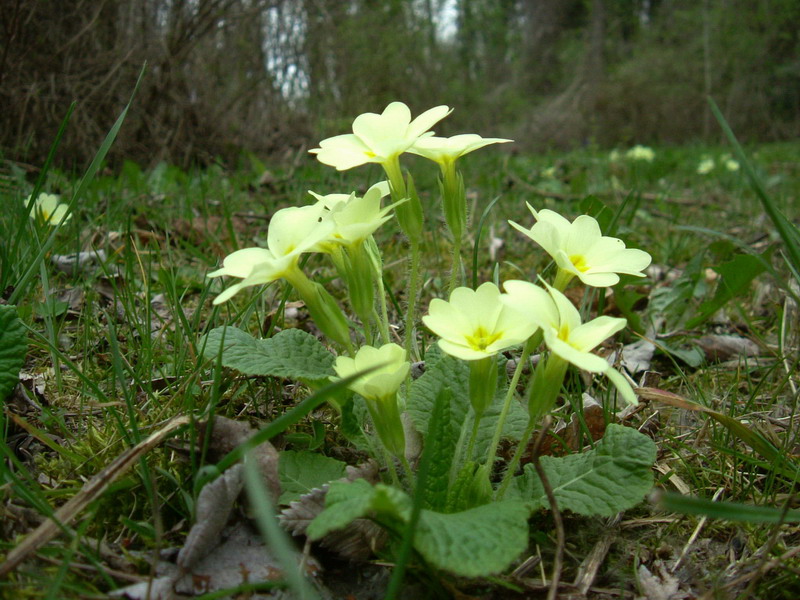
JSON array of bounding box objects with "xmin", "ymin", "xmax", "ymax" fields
[
  {"xmin": 625, "ymin": 145, "xmax": 655, "ymax": 162},
  {"xmin": 309, "ymin": 101, "xmax": 451, "ymax": 171},
  {"xmin": 334, "ymin": 343, "xmax": 410, "ymax": 457},
  {"xmin": 333, "ymin": 343, "xmax": 409, "ymax": 403},
  {"xmin": 309, "ymin": 181, "xmax": 396, "ymax": 249},
  {"xmin": 724, "ymin": 157, "xmax": 740, "ymax": 172},
  {"xmin": 422, "ymin": 282, "xmax": 538, "ymax": 361},
  {"xmin": 502, "ymin": 280, "xmax": 637, "ymax": 405},
  {"xmin": 26, "ymin": 193, "xmax": 71, "ymax": 225},
  {"xmin": 697, "ymin": 157, "xmax": 715, "ymax": 175},
  {"xmin": 208, "ymin": 203, "xmax": 333, "ymax": 304},
  {"xmin": 509, "ymin": 204, "xmax": 652, "ymax": 289},
  {"xmin": 407, "ymin": 134, "xmax": 512, "ymax": 167}
]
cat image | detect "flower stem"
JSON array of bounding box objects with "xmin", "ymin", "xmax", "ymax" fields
[
  {"xmin": 484, "ymin": 339, "xmax": 534, "ymax": 473},
  {"xmin": 404, "ymin": 240, "xmax": 422, "ymax": 359},
  {"xmin": 495, "ymin": 417, "xmax": 536, "ymax": 499},
  {"xmin": 464, "ymin": 412, "xmax": 483, "ymax": 463},
  {"xmin": 448, "ymin": 237, "xmax": 463, "ymax": 294}
]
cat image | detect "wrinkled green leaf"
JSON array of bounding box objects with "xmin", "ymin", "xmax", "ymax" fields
[
  {"xmin": 278, "ymin": 450, "xmax": 347, "ymax": 505},
  {"xmin": 415, "ymin": 500, "xmax": 529, "ymax": 577},
  {"xmin": 509, "ymin": 424, "xmax": 656, "ymax": 516},
  {"xmin": 422, "ymin": 387, "xmax": 456, "ymax": 512},
  {"xmin": 408, "ymin": 354, "xmax": 527, "ymax": 456},
  {"xmin": 308, "ymin": 480, "xmax": 530, "ymax": 578},
  {"xmin": 203, "ymin": 326, "xmax": 335, "ymax": 383},
  {"xmin": 0, "ymin": 305, "xmax": 27, "ymax": 400}
]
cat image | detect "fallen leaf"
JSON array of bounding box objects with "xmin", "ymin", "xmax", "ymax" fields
[
  {"xmin": 178, "ymin": 464, "xmax": 244, "ymax": 570},
  {"xmin": 693, "ymin": 334, "xmax": 760, "ymax": 363}
]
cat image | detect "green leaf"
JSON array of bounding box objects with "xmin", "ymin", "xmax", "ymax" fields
[
  {"xmin": 422, "ymin": 387, "xmax": 456, "ymax": 512},
  {"xmin": 306, "ymin": 480, "xmax": 410, "ymax": 540},
  {"xmin": 510, "ymin": 424, "xmax": 656, "ymax": 516},
  {"xmin": 686, "ymin": 253, "xmax": 766, "ymax": 329},
  {"xmin": 0, "ymin": 305, "xmax": 27, "ymax": 401},
  {"xmin": 278, "ymin": 450, "xmax": 347, "ymax": 505},
  {"xmin": 203, "ymin": 327, "xmax": 335, "ymax": 383},
  {"xmin": 308, "ymin": 480, "xmax": 530, "ymax": 578},
  {"xmin": 408, "ymin": 354, "xmax": 527, "ymax": 456},
  {"xmin": 415, "ymin": 500, "xmax": 530, "ymax": 577}
]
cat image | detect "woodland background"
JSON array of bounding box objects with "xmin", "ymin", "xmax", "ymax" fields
[{"xmin": 1, "ymin": 0, "xmax": 799, "ymax": 169}]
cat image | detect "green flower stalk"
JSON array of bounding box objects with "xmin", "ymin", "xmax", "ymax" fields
[
  {"xmin": 409, "ymin": 134, "xmax": 512, "ymax": 292},
  {"xmin": 333, "ymin": 343, "xmax": 410, "ymax": 461},
  {"xmin": 509, "ymin": 206, "xmax": 651, "ymax": 291}
]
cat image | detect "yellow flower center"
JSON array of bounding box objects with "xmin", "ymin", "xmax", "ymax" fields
[
  {"xmin": 364, "ymin": 151, "xmax": 377, "ymax": 158},
  {"xmin": 568, "ymin": 254, "xmax": 590, "ymax": 272},
  {"xmin": 465, "ymin": 326, "xmax": 502, "ymax": 352}
]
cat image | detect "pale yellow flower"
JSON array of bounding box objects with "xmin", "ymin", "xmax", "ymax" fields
[
  {"xmin": 309, "ymin": 101, "xmax": 451, "ymax": 171},
  {"xmin": 309, "ymin": 181, "xmax": 396, "ymax": 248},
  {"xmin": 333, "ymin": 343, "xmax": 409, "ymax": 403},
  {"xmin": 724, "ymin": 157, "xmax": 740, "ymax": 172},
  {"xmin": 625, "ymin": 145, "xmax": 655, "ymax": 162},
  {"xmin": 509, "ymin": 204, "xmax": 652, "ymax": 289},
  {"xmin": 407, "ymin": 134, "xmax": 512, "ymax": 166},
  {"xmin": 26, "ymin": 193, "xmax": 71, "ymax": 225},
  {"xmin": 208, "ymin": 203, "xmax": 333, "ymax": 304},
  {"xmin": 697, "ymin": 157, "xmax": 715, "ymax": 175},
  {"xmin": 502, "ymin": 280, "xmax": 637, "ymax": 405},
  {"xmin": 422, "ymin": 282, "xmax": 538, "ymax": 361}
]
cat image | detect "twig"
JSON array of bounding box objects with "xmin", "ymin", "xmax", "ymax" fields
[{"xmin": 530, "ymin": 416, "xmax": 564, "ymax": 600}]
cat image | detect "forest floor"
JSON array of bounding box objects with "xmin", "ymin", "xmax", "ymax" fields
[{"xmin": 2, "ymin": 140, "xmax": 800, "ymax": 599}]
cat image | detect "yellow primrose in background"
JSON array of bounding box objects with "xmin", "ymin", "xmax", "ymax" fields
[
  {"xmin": 422, "ymin": 282, "xmax": 538, "ymax": 361},
  {"xmin": 625, "ymin": 145, "xmax": 655, "ymax": 162},
  {"xmin": 208, "ymin": 203, "xmax": 333, "ymax": 304},
  {"xmin": 509, "ymin": 204, "xmax": 652, "ymax": 290},
  {"xmin": 502, "ymin": 280, "xmax": 637, "ymax": 406},
  {"xmin": 309, "ymin": 101, "xmax": 451, "ymax": 171},
  {"xmin": 26, "ymin": 193, "xmax": 71, "ymax": 225},
  {"xmin": 407, "ymin": 134, "xmax": 512, "ymax": 167},
  {"xmin": 697, "ymin": 157, "xmax": 715, "ymax": 175}
]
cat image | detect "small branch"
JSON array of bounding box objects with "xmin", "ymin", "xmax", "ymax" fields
[{"xmin": 530, "ymin": 416, "xmax": 564, "ymax": 600}]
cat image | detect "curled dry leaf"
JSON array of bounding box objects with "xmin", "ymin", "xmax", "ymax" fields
[
  {"xmin": 177, "ymin": 464, "xmax": 244, "ymax": 571},
  {"xmin": 694, "ymin": 334, "xmax": 760, "ymax": 363},
  {"xmin": 200, "ymin": 416, "xmax": 281, "ymax": 500},
  {"xmin": 280, "ymin": 461, "xmax": 386, "ymax": 560}
]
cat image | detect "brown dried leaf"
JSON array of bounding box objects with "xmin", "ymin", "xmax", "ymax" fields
[
  {"xmin": 200, "ymin": 416, "xmax": 281, "ymax": 500},
  {"xmin": 177, "ymin": 464, "xmax": 244, "ymax": 570},
  {"xmin": 694, "ymin": 334, "xmax": 760, "ymax": 363}
]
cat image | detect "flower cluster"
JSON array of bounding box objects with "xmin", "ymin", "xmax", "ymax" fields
[
  {"xmin": 208, "ymin": 100, "xmax": 652, "ymax": 478},
  {"xmin": 25, "ymin": 193, "xmax": 71, "ymax": 226}
]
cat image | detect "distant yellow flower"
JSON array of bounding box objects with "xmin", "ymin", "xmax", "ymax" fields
[
  {"xmin": 407, "ymin": 134, "xmax": 512, "ymax": 167},
  {"xmin": 625, "ymin": 145, "xmax": 655, "ymax": 162},
  {"xmin": 26, "ymin": 193, "xmax": 71, "ymax": 225},
  {"xmin": 502, "ymin": 280, "xmax": 637, "ymax": 405},
  {"xmin": 509, "ymin": 205, "xmax": 651, "ymax": 289},
  {"xmin": 723, "ymin": 156, "xmax": 740, "ymax": 172},
  {"xmin": 422, "ymin": 282, "xmax": 538, "ymax": 361},
  {"xmin": 309, "ymin": 102, "xmax": 451, "ymax": 171},
  {"xmin": 697, "ymin": 157, "xmax": 715, "ymax": 175}
]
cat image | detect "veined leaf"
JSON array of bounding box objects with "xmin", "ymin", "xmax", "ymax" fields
[
  {"xmin": 510, "ymin": 424, "xmax": 656, "ymax": 516},
  {"xmin": 278, "ymin": 451, "xmax": 347, "ymax": 505},
  {"xmin": 203, "ymin": 326, "xmax": 335, "ymax": 383}
]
